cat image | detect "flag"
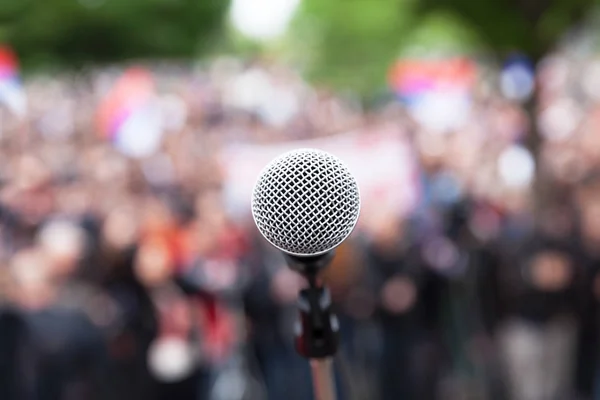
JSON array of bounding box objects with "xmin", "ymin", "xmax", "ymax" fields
[
  {"xmin": 97, "ymin": 67, "xmax": 164, "ymax": 158},
  {"xmin": 389, "ymin": 58, "xmax": 476, "ymax": 99},
  {"xmin": 388, "ymin": 58, "xmax": 477, "ymax": 133},
  {"xmin": 0, "ymin": 46, "xmax": 26, "ymax": 118}
]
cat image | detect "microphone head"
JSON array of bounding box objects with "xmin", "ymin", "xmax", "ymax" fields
[{"xmin": 251, "ymin": 148, "xmax": 361, "ymax": 257}]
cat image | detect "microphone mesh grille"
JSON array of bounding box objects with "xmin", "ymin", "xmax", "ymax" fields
[{"xmin": 251, "ymin": 148, "xmax": 360, "ymax": 256}]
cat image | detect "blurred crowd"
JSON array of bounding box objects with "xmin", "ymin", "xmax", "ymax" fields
[{"xmin": 2, "ymin": 52, "xmax": 600, "ymax": 400}]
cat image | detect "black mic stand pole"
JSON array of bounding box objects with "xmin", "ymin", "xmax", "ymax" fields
[{"xmin": 284, "ymin": 253, "xmax": 339, "ymax": 400}]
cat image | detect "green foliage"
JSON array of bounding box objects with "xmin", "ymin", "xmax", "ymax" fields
[
  {"xmin": 287, "ymin": 0, "xmax": 418, "ymax": 95},
  {"xmin": 414, "ymin": 0, "xmax": 596, "ymax": 59},
  {"xmin": 398, "ymin": 10, "xmax": 485, "ymax": 57},
  {"xmin": 289, "ymin": 0, "xmax": 597, "ymax": 96},
  {"xmin": 0, "ymin": 0, "xmax": 230, "ymax": 70},
  {"xmin": 288, "ymin": 0, "xmax": 486, "ymax": 96}
]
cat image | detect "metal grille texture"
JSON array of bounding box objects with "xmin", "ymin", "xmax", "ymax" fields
[{"xmin": 251, "ymin": 148, "xmax": 361, "ymax": 256}]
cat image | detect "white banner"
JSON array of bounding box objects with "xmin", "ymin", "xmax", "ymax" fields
[{"xmin": 219, "ymin": 123, "xmax": 420, "ymax": 224}]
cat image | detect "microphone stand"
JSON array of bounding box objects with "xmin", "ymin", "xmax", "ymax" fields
[{"xmin": 285, "ymin": 253, "xmax": 339, "ymax": 400}]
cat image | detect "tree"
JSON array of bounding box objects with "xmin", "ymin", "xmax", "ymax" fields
[
  {"xmin": 288, "ymin": 0, "xmax": 597, "ymax": 96},
  {"xmin": 415, "ymin": 0, "xmax": 595, "ymax": 61},
  {"xmin": 0, "ymin": 0, "xmax": 230, "ymax": 70},
  {"xmin": 287, "ymin": 0, "xmax": 485, "ymax": 97},
  {"xmin": 286, "ymin": 0, "xmax": 419, "ymax": 96}
]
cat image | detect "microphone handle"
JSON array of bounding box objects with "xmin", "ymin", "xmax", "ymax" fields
[{"xmin": 310, "ymin": 358, "xmax": 336, "ymax": 400}]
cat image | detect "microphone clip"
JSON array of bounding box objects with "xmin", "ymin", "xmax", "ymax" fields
[{"xmin": 284, "ymin": 252, "xmax": 339, "ymax": 359}]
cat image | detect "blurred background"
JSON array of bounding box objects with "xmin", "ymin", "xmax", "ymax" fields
[{"xmin": 2, "ymin": 0, "xmax": 600, "ymax": 399}]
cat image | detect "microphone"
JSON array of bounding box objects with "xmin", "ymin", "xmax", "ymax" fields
[
  {"xmin": 251, "ymin": 148, "xmax": 361, "ymax": 266},
  {"xmin": 251, "ymin": 148, "xmax": 361, "ymax": 400}
]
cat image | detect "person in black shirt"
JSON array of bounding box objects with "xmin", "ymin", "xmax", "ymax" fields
[
  {"xmin": 572, "ymin": 173, "xmax": 600, "ymax": 399},
  {"xmin": 492, "ymin": 233, "xmax": 585, "ymax": 400},
  {"xmin": 365, "ymin": 214, "xmax": 443, "ymax": 400},
  {"xmin": 424, "ymin": 199, "xmax": 505, "ymax": 400},
  {"xmin": 244, "ymin": 236, "xmax": 315, "ymax": 400},
  {"xmin": 6, "ymin": 247, "xmax": 111, "ymax": 400}
]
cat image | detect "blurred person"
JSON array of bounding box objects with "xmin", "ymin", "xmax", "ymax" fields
[
  {"xmin": 8, "ymin": 247, "xmax": 111, "ymax": 400},
  {"xmin": 38, "ymin": 217, "xmax": 134, "ymax": 400},
  {"xmin": 573, "ymin": 173, "xmax": 600, "ymax": 399},
  {"xmin": 321, "ymin": 240, "xmax": 379, "ymax": 399},
  {"xmin": 124, "ymin": 194, "xmax": 214, "ymax": 400},
  {"xmin": 364, "ymin": 211, "xmax": 444, "ymax": 400},
  {"xmin": 36, "ymin": 218, "xmax": 121, "ymax": 336},
  {"xmin": 491, "ymin": 232, "xmax": 585, "ymax": 400},
  {"xmin": 0, "ymin": 292, "xmax": 27, "ymax": 400},
  {"xmin": 0, "ymin": 154, "xmax": 56, "ymax": 251},
  {"xmin": 243, "ymin": 235, "xmax": 315, "ymax": 400},
  {"xmin": 425, "ymin": 199, "xmax": 505, "ymax": 400},
  {"xmin": 176, "ymin": 189, "xmax": 261, "ymax": 400},
  {"xmin": 134, "ymin": 236, "xmax": 201, "ymax": 400},
  {"xmin": 409, "ymin": 133, "xmax": 501, "ymax": 398},
  {"xmin": 99, "ymin": 204, "xmax": 159, "ymax": 400}
]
